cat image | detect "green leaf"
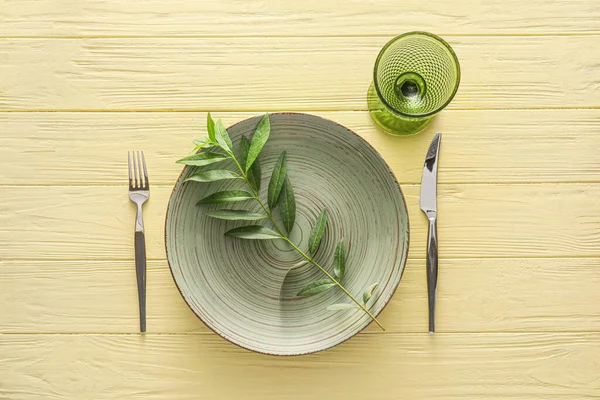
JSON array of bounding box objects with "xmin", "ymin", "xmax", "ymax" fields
[
  {"xmin": 215, "ymin": 120, "xmax": 233, "ymax": 153},
  {"xmin": 297, "ymin": 279, "xmax": 335, "ymax": 297},
  {"xmin": 245, "ymin": 114, "xmax": 270, "ymax": 172},
  {"xmin": 267, "ymin": 151, "xmax": 287, "ymax": 210},
  {"xmin": 193, "ymin": 139, "xmax": 211, "ymax": 150},
  {"xmin": 278, "ymin": 177, "xmax": 296, "ymax": 233},
  {"xmin": 240, "ymin": 136, "xmax": 261, "ymax": 192},
  {"xmin": 239, "ymin": 136, "xmax": 250, "ymax": 164},
  {"xmin": 206, "ymin": 112, "xmax": 216, "ymax": 142},
  {"xmin": 176, "ymin": 152, "xmax": 229, "ymax": 167},
  {"xmin": 197, "ymin": 190, "xmax": 254, "ymax": 205},
  {"xmin": 248, "ymin": 156, "xmax": 261, "ymax": 192},
  {"xmin": 184, "ymin": 170, "xmax": 240, "ymax": 183},
  {"xmin": 333, "ymin": 239, "xmax": 347, "ymax": 280},
  {"xmin": 204, "ymin": 210, "xmax": 267, "ymax": 221},
  {"xmin": 225, "ymin": 225, "xmax": 281, "ymax": 240},
  {"xmin": 289, "ymin": 260, "xmax": 308, "ymax": 270},
  {"xmin": 308, "ymin": 209, "xmax": 328, "ymax": 255},
  {"xmin": 363, "ymin": 283, "xmax": 379, "ymax": 305},
  {"xmin": 326, "ymin": 303, "xmax": 359, "ymax": 311}
]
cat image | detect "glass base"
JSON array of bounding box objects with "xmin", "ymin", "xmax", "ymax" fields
[{"xmin": 367, "ymin": 82, "xmax": 433, "ymax": 136}]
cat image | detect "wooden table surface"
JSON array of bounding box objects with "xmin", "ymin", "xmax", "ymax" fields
[{"xmin": 2, "ymin": 1, "xmax": 600, "ymax": 399}]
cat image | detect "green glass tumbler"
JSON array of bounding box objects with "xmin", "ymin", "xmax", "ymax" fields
[{"xmin": 368, "ymin": 32, "xmax": 460, "ymax": 135}]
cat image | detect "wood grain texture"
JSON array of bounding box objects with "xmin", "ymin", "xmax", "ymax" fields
[
  {"xmin": 1, "ymin": 36, "xmax": 600, "ymax": 111},
  {"xmin": 2, "ymin": 333, "xmax": 600, "ymax": 400},
  {"xmin": 2, "ymin": 0, "xmax": 600, "ymax": 393},
  {"xmin": 2, "ymin": 110, "xmax": 600, "ymax": 185},
  {"xmin": 1, "ymin": 184, "xmax": 600, "ymax": 260},
  {"xmin": 1, "ymin": 0, "xmax": 599, "ymax": 37},
  {"xmin": 3, "ymin": 258, "xmax": 600, "ymax": 334}
]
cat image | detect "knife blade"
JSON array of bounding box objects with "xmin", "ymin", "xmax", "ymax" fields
[{"xmin": 420, "ymin": 132, "xmax": 441, "ymax": 333}]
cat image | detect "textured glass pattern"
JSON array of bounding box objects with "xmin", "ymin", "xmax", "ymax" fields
[{"xmin": 368, "ymin": 32, "xmax": 460, "ymax": 135}]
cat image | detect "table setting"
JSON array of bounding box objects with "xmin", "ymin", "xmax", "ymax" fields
[
  {"xmin": 127, "ymin": 32, "xmax": 454, "ymax": 355},
  {"xmin": 2, "ymin": 2, "xmax": 600, "ymax": 399}
]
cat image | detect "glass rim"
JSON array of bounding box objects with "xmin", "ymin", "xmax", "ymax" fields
[{"xmin": 373, "ymin": 31, "xmax": 461, "ymax": 118}]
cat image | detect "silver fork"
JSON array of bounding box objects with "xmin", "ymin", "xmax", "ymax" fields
[{"xmin": 128, "ymin": 151, "xmax": 149, "ymax": 333}]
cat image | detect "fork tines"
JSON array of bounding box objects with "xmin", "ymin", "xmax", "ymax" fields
[{"xmin": 128, "ymin": 151, "xmax": 149, "ymax": 190}]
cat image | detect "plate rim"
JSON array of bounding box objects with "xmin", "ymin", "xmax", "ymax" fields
[{"xmin": 165, "ymin": 112, "xmax": 410, "ymax": 356}]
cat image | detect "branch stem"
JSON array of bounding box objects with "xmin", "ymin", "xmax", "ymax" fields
[
  {"xmin": 221, "ymin": 144, "xmax": 385, "ymax": 331},
  {"xmin": 281, "ymin": 238, "xmax": 385, "ymax": 330}
]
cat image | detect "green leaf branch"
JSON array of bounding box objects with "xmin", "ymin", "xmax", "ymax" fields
[{"xmin": 177, "ymin": 113, "xmax": 384, "ymax": 331}]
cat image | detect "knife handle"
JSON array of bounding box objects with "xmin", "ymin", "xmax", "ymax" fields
[
  {"xmin": 426, "ymin": 218, "xmax": 438, "ymax": 333},
  {"xmin": 134, "ymin": 230, "xmax": 147, "ymax": 333}
]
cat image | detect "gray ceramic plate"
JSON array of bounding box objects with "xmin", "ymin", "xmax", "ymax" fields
[{"xmin": 166, "ymin": 113, "xmax": 409, "ymax": 355}]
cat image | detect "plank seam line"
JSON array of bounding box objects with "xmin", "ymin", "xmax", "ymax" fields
[
  {"xmin": 2, "ymin": 331, "xmax": 600, "ymax": 336},
  {"xmin": 2, "ymin": 182, "xmax": 599, "ymax": 188},
  {"xmin": 1, "ymin": 107, "xmax": 600, "ymax": 113},
  {"xmin": 2, "ymin": 109, "xmax": 600, "ymax": 115},
  {"xmin": 3, "ymin": 255, "xmax": 600, "ymax": 262},
  {"xmin": 3, "ymin": 256, "xmax": 599, "ymax": 263},
  {"xmin": 1, "ymin": 33, "xmax": 600, "ymax": 39}
]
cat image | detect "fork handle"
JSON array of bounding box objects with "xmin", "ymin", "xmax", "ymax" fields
[
  {"xmin": 134, "ymin": 226, "xmax": 147, "ymax": 333},
  {"xmin": 426, "ymin": 218, "xmax": 438, "ymax": 333}
]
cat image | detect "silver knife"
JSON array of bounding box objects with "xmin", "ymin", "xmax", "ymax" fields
[{"xmin": 420, "ymin": 133, "xmax": 441, "ymax": 333}]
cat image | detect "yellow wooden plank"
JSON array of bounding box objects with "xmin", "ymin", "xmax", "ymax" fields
[
  {"xmin": 1, "ymin": 36, "xmax": 599, "ymax": 111},
  {"xmin": 3, "ymin": 258, "xmax": 600, "ymax": 334},
  {"xmin": 2, "ymin": 333, "xmax": 599, "ymax": 399},
  {"xmin": 2, "ymin": 110, "xmax": 600, "ymax": 185},
  {"xmin": 1, "ymin": 0, "xmax": 599, "ymax": 37},
  {"xmin": 1, "ymin": 184, "xmax": 599, "ymax": 260}
]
